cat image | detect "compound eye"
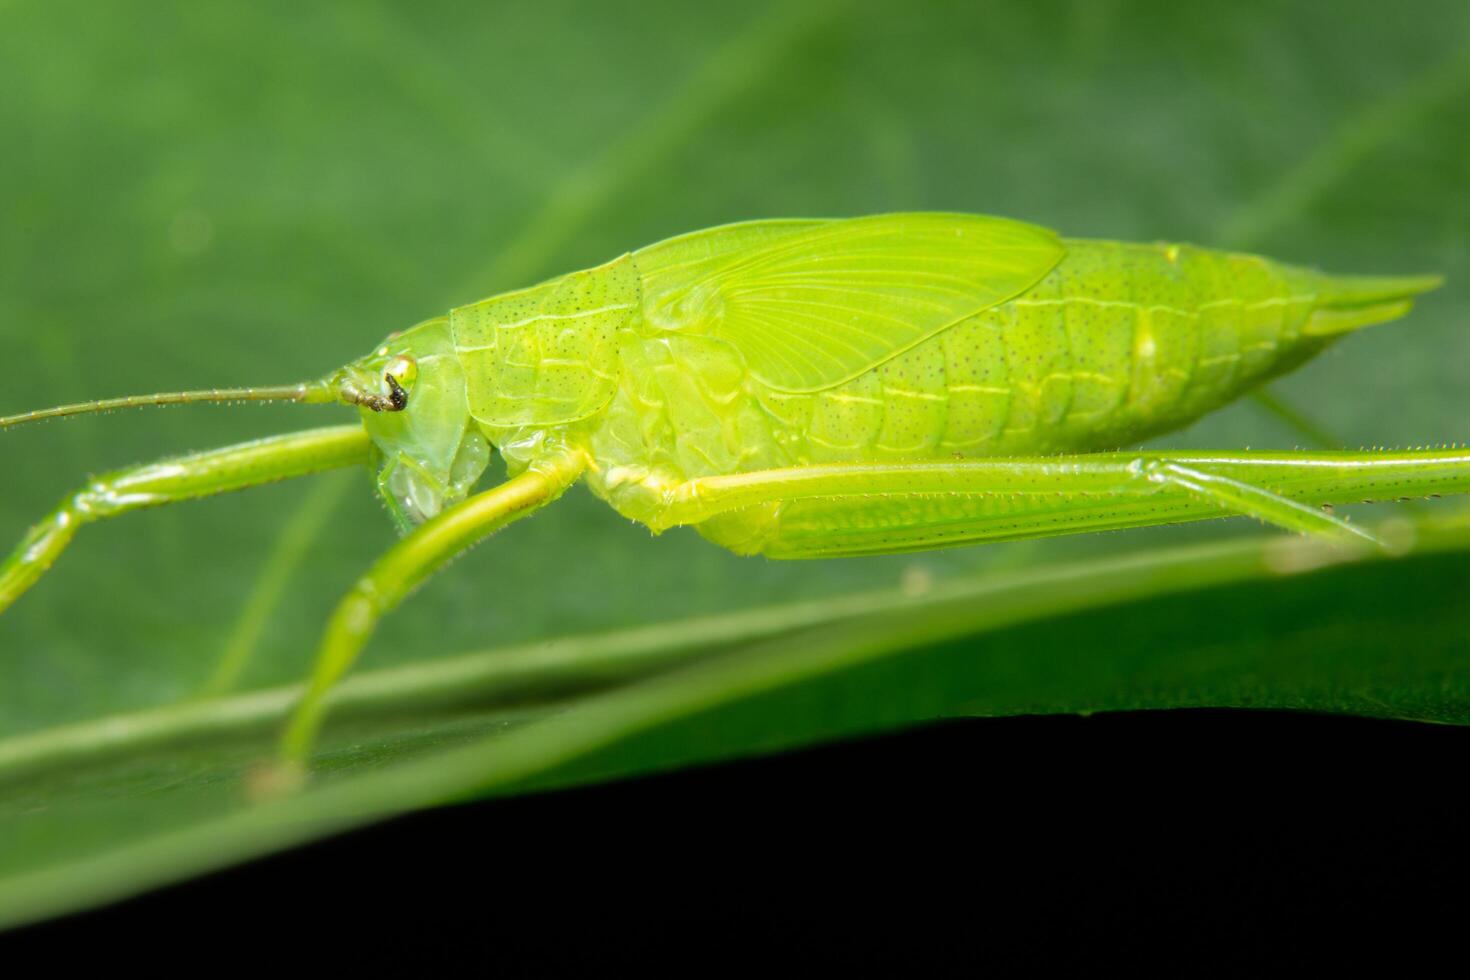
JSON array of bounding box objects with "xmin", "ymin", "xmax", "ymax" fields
[
  {"xmin": 384, "ymin": 355, "xmax": 418, "ymax": 389},
  {"xmin": 382, "ymin": 355, "xmax": 418, "ymax": 411}
]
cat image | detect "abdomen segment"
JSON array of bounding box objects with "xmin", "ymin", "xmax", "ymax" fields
[{"xmin": 776, "ymin": 239, "xmax": 1435, "ymax": 463}]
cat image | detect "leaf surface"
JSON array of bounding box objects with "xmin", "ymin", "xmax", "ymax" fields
[{"xmin": 0, "ymin": 0, "xmax": 1468, "ymax": 926}]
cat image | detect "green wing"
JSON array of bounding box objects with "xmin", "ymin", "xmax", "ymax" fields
[{"xmin": 635, "ymin": 213, "xmax": 1064, "ymax": 392}]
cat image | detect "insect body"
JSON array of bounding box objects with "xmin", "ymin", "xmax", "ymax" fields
[{"xmin": 2, "ymin": 213, "xmax": 1464, "ymax": 767}]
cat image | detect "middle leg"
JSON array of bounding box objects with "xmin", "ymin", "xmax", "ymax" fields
[{"xmin": 277, "ymin": 447, "xmax": 589, "ymax": 765}]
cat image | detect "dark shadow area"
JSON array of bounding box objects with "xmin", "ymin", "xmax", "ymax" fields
[{"xmin": 11, "ymin": 709, "xmax": 1466, "ymax": 967}]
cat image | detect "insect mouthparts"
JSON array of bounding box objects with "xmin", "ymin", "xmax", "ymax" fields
[{"xmin": 336, "ymin": 377, "xmax": 408, "ymax": 413}]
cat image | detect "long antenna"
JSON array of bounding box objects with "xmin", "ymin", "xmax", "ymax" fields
[{"xmin": 0, "ymin": 381, "xmax": 335, "ymax": 430}]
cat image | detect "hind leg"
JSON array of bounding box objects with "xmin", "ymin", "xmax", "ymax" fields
[{"xmin": 648, "ymin": 447, "xmax": 1470, "ymax": 558}]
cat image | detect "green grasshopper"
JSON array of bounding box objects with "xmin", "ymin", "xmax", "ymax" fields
[{"xmin": 2, "ymin": 212, "xmax": 1464, "ymax": 768}]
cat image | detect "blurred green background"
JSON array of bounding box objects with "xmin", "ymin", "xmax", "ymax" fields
[{"xmin": 0, "ymin": 0, "xmax": 1467, "ymax": 924}]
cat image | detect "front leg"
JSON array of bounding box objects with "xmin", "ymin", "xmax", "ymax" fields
[
  {"xmin": 0, "ymin": 426, "xmax": 370, "ymax": 614},
  {"xmin": 278, "ymin": 447, "xmax": 587, "ymax": 765},
  {"xmin": 649, "ymin": 448, "xmax": 1470, "ymax": 558}
]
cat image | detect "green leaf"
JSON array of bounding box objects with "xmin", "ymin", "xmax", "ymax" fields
[{"xmin": 2, "ymin": 0, "xmax": 1469, "ymax": 926}]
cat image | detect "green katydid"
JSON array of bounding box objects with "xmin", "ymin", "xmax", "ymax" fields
[{"xmin": 1, "ymin": 212, "xmax": 1464, "ymax": 770}]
